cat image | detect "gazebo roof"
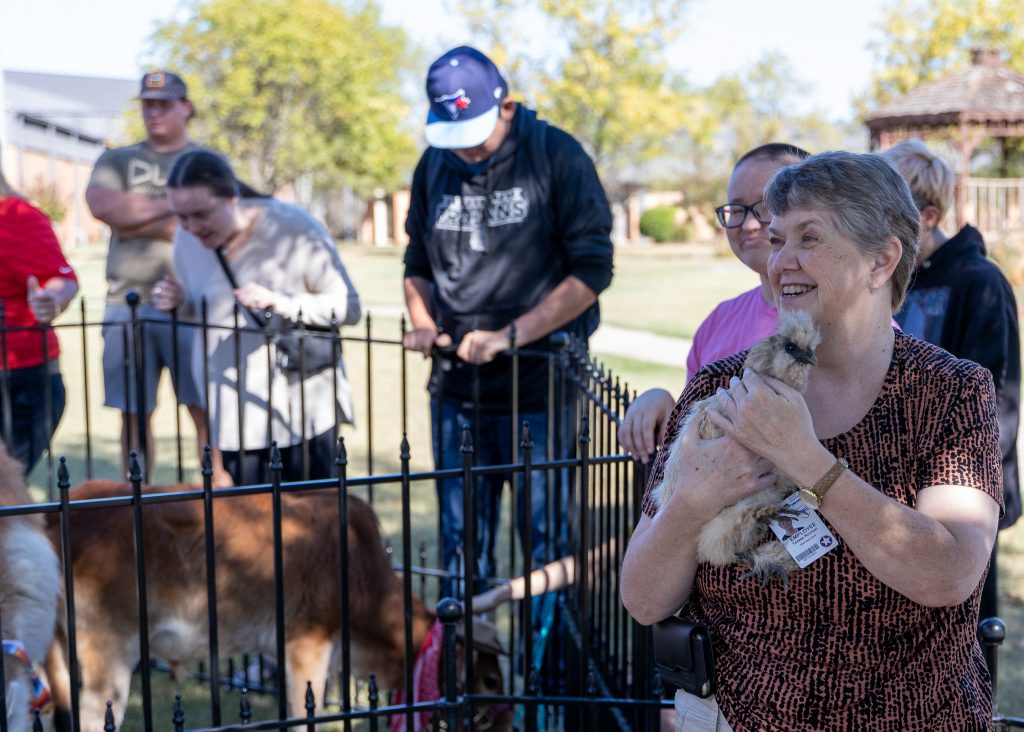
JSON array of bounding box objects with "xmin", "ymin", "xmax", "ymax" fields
[{"xmin": 865, "ymin": 49, "xmax": 1024, "ymax": 129}]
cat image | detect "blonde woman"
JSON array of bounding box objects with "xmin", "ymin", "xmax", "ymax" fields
[{"xmin": 883, "ymin": 138, "xmax": 1021, "ymax": 624}]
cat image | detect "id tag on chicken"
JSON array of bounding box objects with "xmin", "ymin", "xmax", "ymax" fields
[{"xmin": 768, "ymin": 493, "xmax": 839, "ymax": 568}]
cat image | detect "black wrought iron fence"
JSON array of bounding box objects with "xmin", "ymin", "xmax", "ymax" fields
[
  {"xmin": 0, "ymin": 298, "xmax": 672, "ymax": 731},
  {"xmin": 0, "ymin": 300, "xmax": 1019, "ymax": 731}
]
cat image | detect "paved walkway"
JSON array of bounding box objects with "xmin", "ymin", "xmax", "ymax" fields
[{"xmin": 589, "ymin": 323, "xmax": 690, "ymax": 369}]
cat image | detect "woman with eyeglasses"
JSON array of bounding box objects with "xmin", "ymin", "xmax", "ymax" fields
[{"xmin": 619, "ymin": 144, "xmax": 809, "ymax": 462}]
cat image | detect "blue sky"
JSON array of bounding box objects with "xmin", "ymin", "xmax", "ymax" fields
[{"xmin": 0, "ymin": 0, "xmax": 890, "ymax": 121}]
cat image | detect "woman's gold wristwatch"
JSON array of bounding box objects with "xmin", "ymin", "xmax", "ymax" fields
[{"xmin": 798, "ymin": 456, "xmax": 848, "ymax": 510}]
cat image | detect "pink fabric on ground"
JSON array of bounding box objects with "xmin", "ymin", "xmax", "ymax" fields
[{"xmin": 389, "ymin": 619, "xmax": 443, "ymax": 732}]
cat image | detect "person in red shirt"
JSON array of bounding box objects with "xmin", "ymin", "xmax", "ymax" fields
[{"xmin": 0, "ymin": 169, "xmax": 79, "ymax": 475}]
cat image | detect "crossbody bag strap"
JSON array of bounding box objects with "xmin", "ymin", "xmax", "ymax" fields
[{"xmin": 212, "ymin": 246, "xmax": 269, "ymax": 332}]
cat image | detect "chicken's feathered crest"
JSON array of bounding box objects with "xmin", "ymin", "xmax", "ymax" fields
[{"xmin": 745, "ymin": 310, "xmax": 820, "ymax": 393}]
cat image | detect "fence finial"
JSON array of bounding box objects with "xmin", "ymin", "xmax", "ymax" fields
[
  {"xmin": 305, "ymin": 680, "xmax": 316, "ymax": 717},
  {"xmin": 57, "ymin": 455, "xmax": 69, "ymax": 490},
  {"xmin": 104, "ymin": 701, "xmax": 115, "ymax": 732},
  {"xmin": 368, "ymin": 673, "xmax": 379, "ymax": 709},
  {"xmin": 239, "ymin": 688, "xmax": 252, "ymax": 724},
  {"xmin": 201, "ymin": 445, "xmax": 213, "ymax": 476},
  {"xmin": 579, "ymin": 412, "xmax": 591, "ymax": 444},
  {"xmin": 128, "ymin": 451, "xmax": 143, "ymax": 483},
  {"xmin": 173, "ymin": 692, "xmax": 185, "ymax": 731},
  {"xmin": 521, "ymin": 420, "xmax": 533, "ymax": 449}
]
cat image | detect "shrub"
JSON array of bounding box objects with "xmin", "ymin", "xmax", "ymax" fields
[
  {"xmin": 640, "ymin": 205, "xmax": 687, "ymax": 243},
  {"xmin": 26, "ymin": 179, "xmax": 67, "ymax": 224}
]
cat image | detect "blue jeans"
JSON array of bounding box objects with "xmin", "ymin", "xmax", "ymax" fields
[
  {"xmin": 0, "ymin": 363, "xmax": 66, "ymax": 476},
  {"xmin": 432, "ymin": 397, "xmax": 573, "ymax": 598}
]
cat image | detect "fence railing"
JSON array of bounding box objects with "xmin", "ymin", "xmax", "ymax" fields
[
  {"xmin": 963, "ymin": 177, "xmax": 1024, "ymax": 239},
  {"xmin": 0, "ymin": 302, "xmax": 1019, "ymax": 731},
  {"xmin": 0, "ymin": 301, "xmax": 672, "ymax": 731}
]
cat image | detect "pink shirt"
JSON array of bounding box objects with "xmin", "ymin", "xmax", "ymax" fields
[
  {"xmin": 686, "ymin": 286, "xmax": 776, "ymax": 381},
  {"xmin": 685, "ymin": 286, "xmax": 901, "ymax": 381}
]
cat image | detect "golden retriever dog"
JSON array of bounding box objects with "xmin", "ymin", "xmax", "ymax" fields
[
  {"xmin": 44, "ymin": 480, "xmax": 510, "ymax": 732},
  {"xmin": 0, "ymin": 444, "xmax": 60, "ymax": 732}
]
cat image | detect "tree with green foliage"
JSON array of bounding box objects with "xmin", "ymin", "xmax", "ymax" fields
[
  {"xmin": 673, "ymin": 52, "xmax": 848, "ymax": 212},
  {"xmin": 861, "ymin": 0, "xmax": 1024, "ymax": 114},
  {"xmin": 447, "ymin": 0, "xmax": 692, "ymax": 191},
  {"xmin": 445, "ymin": 0, "xmax": 535, "ymax": 96},
  {"xmin": 534, "ymin": 0, "xmax": 690, "ymax": 190},
  {"xmin": 444, "ymin": 0, "xmax": 847, "ymax": 204},
  {"xmin": 149, "ymin": 0, "xmax": 418, "ymax": 195}
]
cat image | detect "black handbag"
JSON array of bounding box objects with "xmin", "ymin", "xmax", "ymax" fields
[
  {"xmin": 213, "ymin": 248, "xmax": 340, "ymax": 376},
  {"xmin": 652, "ymin": 615, "xmax": 716, "ymax": 698},
  {"xmin": 271, "ymin": 324, "xmax": 340, "ymax": 375}
]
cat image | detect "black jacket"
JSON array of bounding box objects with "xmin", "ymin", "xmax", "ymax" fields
[
  {"xmin": 403, "ymin": 104, "xmax": 613, "ymax": 409},
  {"xmin": 896, "ymin": 224, "xmax": 1021, "ymax": 528}
]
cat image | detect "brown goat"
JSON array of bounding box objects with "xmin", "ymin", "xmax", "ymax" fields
[{"xmin": 44, "ymin": 480, "xmax": 510, "ymax": 731}]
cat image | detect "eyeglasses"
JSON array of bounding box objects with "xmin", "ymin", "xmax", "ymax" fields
[{"xmin": 715, "ymin": 200, "xmax": 771, "ymax": 228}]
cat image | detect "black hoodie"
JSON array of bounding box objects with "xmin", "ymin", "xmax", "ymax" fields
[
  {"xmin": 896, "ymin": 224, "xmax": 1021, "ymax": 528},
  {"xmin": 404, "ymin": 104, "xmax": 613, "ymax": 409}
]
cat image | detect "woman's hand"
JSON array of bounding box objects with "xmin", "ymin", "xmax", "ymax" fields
[
  {"xmin": 27, "ymin": 276, "xmax": 60, "ymax": 324},
  {"xmin": 618, "ymin": 388, "xmax": 675, "ymax": 463},
  {"xmin": 235, "ymin": 283, "xmax": 279, "ymax": 311},
  {"xmin": 663, "ymin": 411, "xmax": 778, "ymax": 524},
  {"xmin": 151, "ymin": 276, "xmax": 184, "ymax": 312},
  {"xmin": 706, "ymin": 368, "xmax": 817, "ymax": 475},
  {"xmin": 620, "ymin": 414, "xmax": 776, "ymax": 624}
]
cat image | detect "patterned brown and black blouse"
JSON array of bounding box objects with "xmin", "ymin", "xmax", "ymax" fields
[{"xmin": 642, "ymin": 331, "xmax": 1002, "ymax": 731}]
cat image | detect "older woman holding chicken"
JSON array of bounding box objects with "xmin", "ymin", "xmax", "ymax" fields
[{"xmin": 621, "ymin": 152, "xmax": 1000, "ymax": 731}]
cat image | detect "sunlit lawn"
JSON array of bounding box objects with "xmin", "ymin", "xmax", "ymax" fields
[{"xmin": 40, "ymin": 240, "xmax": 1024, "ymax": 723}]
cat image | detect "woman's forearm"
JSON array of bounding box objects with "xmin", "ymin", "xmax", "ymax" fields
[
  {"xmin": 620, "ymin": 510, "xmax": 702, "ymax": 626},
  {"xmin": 818, "ymin": 473, "xmax": 998, "ymax": 606}
]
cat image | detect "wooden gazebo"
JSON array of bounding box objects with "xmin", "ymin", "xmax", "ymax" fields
[{"xmin": 865, "ymin": 49, "xmax": 1024, "ymax": 231}]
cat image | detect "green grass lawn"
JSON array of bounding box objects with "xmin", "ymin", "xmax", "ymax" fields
[
  {"xmin": 598, "ymin": 244, "xmax": 760, "ymax": 339},
  {"xmin": 338, "ymin": 240, "xmax": 761, "ymax": 340},
  {"xmin": 41, "ymin": 240, "xmax": 1024, "ymax": 723}
]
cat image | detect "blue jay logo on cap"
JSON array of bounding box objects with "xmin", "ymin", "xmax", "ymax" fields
[{"xmin": 433, "ymin": 89, "xmax": 472, "ymax": 120}]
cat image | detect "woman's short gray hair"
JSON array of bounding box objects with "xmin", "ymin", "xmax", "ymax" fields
[{"xmin": 763, "ymin": 151, "xmax": 921, "ymax": 312}]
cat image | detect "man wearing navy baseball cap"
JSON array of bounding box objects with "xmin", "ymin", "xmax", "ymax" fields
[
  {"xmin": 403, "ymin": 46, "xmax": 614, "ymax": 597},
  {"xmin": 423, "ymin": 46, "xmax": 508, "ymax": 150}
]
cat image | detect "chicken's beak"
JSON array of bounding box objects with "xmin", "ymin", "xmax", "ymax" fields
[{"xmin": 796, "ymin": 350, "xmax": 817, "ymax": 366}]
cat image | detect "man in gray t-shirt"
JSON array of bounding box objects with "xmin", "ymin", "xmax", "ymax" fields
[{"xmin": 87, "ymin": 70, "xmax": 226, "ymax": 484}]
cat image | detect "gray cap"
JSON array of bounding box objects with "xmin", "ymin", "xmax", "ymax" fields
[{"xmin": 139, "ymin": 70, "xmax": 188, "ymax": 101}]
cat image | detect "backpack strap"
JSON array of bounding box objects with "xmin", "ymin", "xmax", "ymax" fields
[{"xmin": 525, "ymin": 115, "xmax": 552, "ymax": 209}]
